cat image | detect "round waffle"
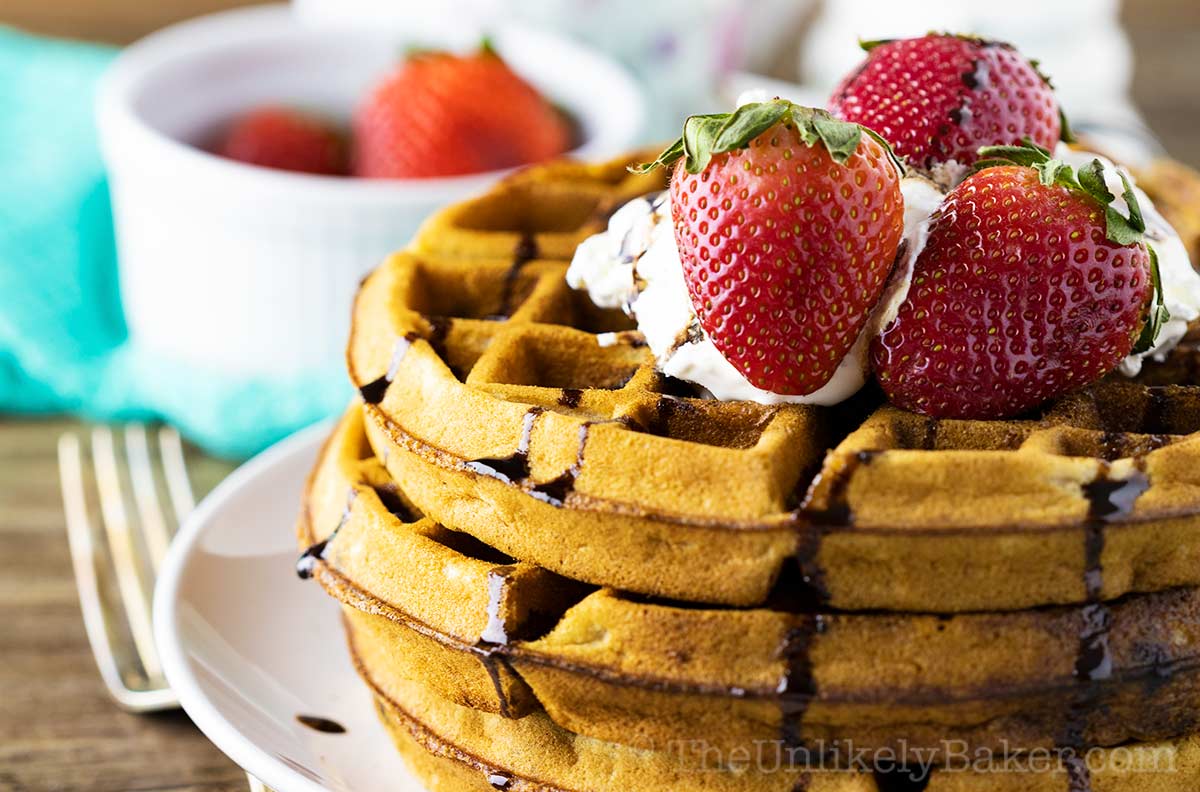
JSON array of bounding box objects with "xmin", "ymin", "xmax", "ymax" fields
[
  {"xmin": 357, "ymin": 640, "xmax": 1200, "ymax": 792},
  {"xmin": 303, "ymin": 149, "xmax": 1200, "ymax": 792},
  {"xmin": 300, "ymin": 408, "xmax": 1200, "ymax": 761},
  {"xmin": 347, "ymin": 150, "xmax": 1200, "ymax": 612}
]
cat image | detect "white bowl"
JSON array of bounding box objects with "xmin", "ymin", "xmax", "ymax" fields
[{"xmin": 97, "ymin": 4, "xmax": 644, "ymax": 377}]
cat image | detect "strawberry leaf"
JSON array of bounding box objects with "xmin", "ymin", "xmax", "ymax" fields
[
  {"xmin": 1132, "ymin": 245, "xmax": 1171, "ymax": 354},
  {"xmin": 629, "ymin": 139, "xmax": 683, "ymax": 175},
  {"xmin": 1059, "ymin": 108, "xmax": 1077, "ymax": 144},
  {"xmin": 1076, "ymin": 158, "xmax": 1114, "ymax": 204},
  {"xmin": 712, "ymin": 101, "xmax": 790, "ymax": 153},
  {"xmin": 975, "ymin": 141, "xmax": 1147, "ymax": 247},
  {"xmin": 630, "ymin": 100, "xmax": 886, "ymax": 174},
  {"xmin": 681, "ymin": 114, "xmax": 727, "ymax": 174},
  {"xmin": 1118, "ymin": 170, "xmax": 1146, "ymax": 234},
  {"xmin": 812, "ymin": 112, "xmax": 862, "ymax": 163},
  {"xmin": 858, "ymin": 37, "xmax": 894, "ymax": 52}
]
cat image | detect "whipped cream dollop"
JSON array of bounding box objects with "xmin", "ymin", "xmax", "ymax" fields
[
  {"xmin": 567, "ymin": 175, "xmax": 944, "ymax": 405},
  {"xmin": 567, "ymin": 146, "xmax": 1198, "ymax": 405}
]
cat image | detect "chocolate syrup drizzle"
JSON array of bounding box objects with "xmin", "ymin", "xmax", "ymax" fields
[
  {"xmin": 784, "ymin": 450, "xmax": 879, "ymax": 613},
  {"xmin": 476, "ymin": 647, "xmax": 516, "ymax": 719},
  {"xmin": 1057, "ymin": 464, "xmax": 1150, "ymax": 791},
  {"xmin": 425, "ymin": 316, "xmax": 452, "ymax": 363},
  {"xmin": 1143, "ymin": 387, "xmax": 1170, "ymax": 434},
  {"xmin": 480, "ymin": 565, "xmax": 518, "ymax": 645},
  {"xmin": 465, "ymin": 408, "xmax": 593, "ymax": 508},
  {"xmin": 295, "ymin": 714, "xmax": 346, "ymax": 734},
  {"xmin": 487, "ymin": 772, "xmax": 513, "ymax": 789},
  {"xmin": 495, "ymin": 232, "xmax": 540, "ymax": 318},
  {"xmin": 359, "ymin": 334, "xmax": 417, "ymax": 405},
  {"xmin": 777, "ymin": 613, "xmax": 826, "ymax": 750},
  {"xmin": 475, "ymin": 564, "xmax": 524, "ymax": 719},
  {"xmin": 466, "ymin": 408, "xmax": 543, "ymax": 484},
  {"xmin": 297, "ymin": 488, "xmax": 359, "ymax": 579},
  {"xmin": 871, "ymin": 761, "xmax": 933, "ymax": 792},
  {"xmin": 528, "ymin": 423, "xmax": 591, "ymax": 507}
]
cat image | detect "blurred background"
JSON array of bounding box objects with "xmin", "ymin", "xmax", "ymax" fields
[{"xmin": 4, "ymin": 0, "xmax": 1198, "ymax": 165}]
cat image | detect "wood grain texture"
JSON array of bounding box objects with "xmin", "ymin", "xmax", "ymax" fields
[{"xmin": 0, "ymin": 419, "xmax": 244, "ymax": 792}]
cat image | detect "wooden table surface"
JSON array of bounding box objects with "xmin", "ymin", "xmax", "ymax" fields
[
  {"xmin": 0, "ymin": 1, "xmax": 1198, "ymax": 790},
  {"xmin": 0, "ymin": 420, "xmax": 243, "ymax": 792}
]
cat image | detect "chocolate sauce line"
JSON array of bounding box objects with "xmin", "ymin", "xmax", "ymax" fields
[
  {"xmin": 487, "ymin": 772, "xmax": 514, "ymax": 790},
  {"xmin": 475, "ymin": 564, "xmax": 524, "ymax": 720},
  {"xmin": 466, "ymin": 409, "xmax": 593, "ymax": 508},
  {"xmin": 477, "ymin": 649, "xmax": 516, "ymax": 719},
  {"xmin": 465, "ymin": 408, "xmax": 543, "ymax": 483},
  {"xmin": 777, "ymin": 614, "xmax": 826, "ymax": 750},
  {"xmin": 295, "ymin": 714, "xmax": 346, "ymax": 734},
  {"xmin": 1064, "ymin": 755, "xmax": 1092, "ymax": 792},
  {"xmin": 359, "ymin": 333, "xmax": 417, "ymax": 405},
  {"xmin": 297, "ymin": 487, "xmax": 359, "ymax": 579},
  {"xmin": 871, "ymin": 762, "xmax": 933, "ymax": 792},
  {"xmin": 527, "ymin": 422, "xmax": 592, "ymax": 507},
  {"xmin": 785, "ymin": 450, "xmax": 879, "ymax": 613},
  {"xmin": 1057, "ymin": 464, "xmax": 1151, "ymax": 792},
  {"xmin": 1143, "ymin": 387, "xmax": 1170, "ymax": 435},
  {"xmin": 480, "ymin": 565, "xmax": 518, "ymax": 645},
  {"xmin": 495, "ymin": 232, "xmax": 540, "ymax": 318}
]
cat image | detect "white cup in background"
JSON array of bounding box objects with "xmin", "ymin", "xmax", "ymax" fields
[{"xmin": 97, "ymin": 4, "xmax": 644, "ymax": 378}]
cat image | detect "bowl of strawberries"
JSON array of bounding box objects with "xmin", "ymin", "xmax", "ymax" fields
[{"xmin": 96, "ymin": 3, "xmax": 643, "ymax": 379}]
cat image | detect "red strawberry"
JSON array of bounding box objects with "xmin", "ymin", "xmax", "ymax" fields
[
  {"xmin": 635, "ymin": 101, "xmax": 905, "ymax": 395},
  {"xmin": 353, "ymin": 45, "xmax": 572, "ymax": 179},
  {"xmin": 871, "ymin": 142, "xmax": 1167, "ymax": 419},
  {"xmin": 829, "ymin": 34, "xmax": 1062, "ymax": 172},
  {"xmin": 217, "ymin": 107, "xmax": 345, "ymax": 176}
]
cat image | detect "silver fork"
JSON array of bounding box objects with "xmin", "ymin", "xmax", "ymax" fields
[{"xmin": 59, "ymin": 424, "xmax": 269, "ymax": 790}]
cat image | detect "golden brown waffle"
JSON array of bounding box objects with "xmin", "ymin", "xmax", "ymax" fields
[
  {"xmin": 411, "ymin": 150, "xmax": 669, "ymax": 262},
  {"xmin": 358, "ymin": 640, "xmax": 1200, "ymax": 792},
  {"xmin": 301, "ymin": 151, "xmax": 1200, "ymax": 792},
  {"xmin": 347, "ymin": 150, "xmax": 1200, "ymax": 613},
  {"xmin": 300, "ymin": 408, "xmax": 1200, "ymax": 761},
  {"xmin": 1137, "ymin": 159, "xmax": 1200, "ymax": 264}
]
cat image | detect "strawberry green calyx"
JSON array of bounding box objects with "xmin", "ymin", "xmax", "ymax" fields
[
  {"xmin": 975, "ymin": 140, "xmax": 1146, "ymax": 245},
  {"xmin": 974, "ymin": 139, "xmax": 1169, "ymax": 353},
  {"xmin": 631, "ymin": 100, "xmax": 892, "ymax": 175},
  {"xmin": 862, "ymin": 32, "xmax": 1001, "ymax": 53},
  {"xmin": 479, "ymin": 36, "xmax": 500, "ymax": 57},
  {"xmin": 1134, "ymin": 246, "xmax": 1171, "ymax": 355}
]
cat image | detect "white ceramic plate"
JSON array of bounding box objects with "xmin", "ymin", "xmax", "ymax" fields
[{"xmin": 153, "ymin": 422, "xmax": 427, "ymax": 792}]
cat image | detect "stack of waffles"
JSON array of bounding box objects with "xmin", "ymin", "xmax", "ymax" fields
[{"xmin": 297, "ymin": 151, "xmax": 1200, "ymax": 791}]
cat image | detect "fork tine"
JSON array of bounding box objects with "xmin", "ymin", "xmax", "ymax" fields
[
  {"xmin": 158, "ymin": 426, "xmax": 196, "ymax": 527},
  {"xmin": 59, "ymin": 433, "xmax": 133, "ymax": 699},
  {"xmin": 92, "ymin": 426, "xmax": 163, "ymax": 679},
  {"xmin": 125, "ymin": 424, "xmax": 172, "ymax": 573}
]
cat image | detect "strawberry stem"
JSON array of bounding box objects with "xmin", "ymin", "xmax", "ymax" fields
[{"xmin": 630, "ymin": 100, "xmax": 894, "ymax": 175}]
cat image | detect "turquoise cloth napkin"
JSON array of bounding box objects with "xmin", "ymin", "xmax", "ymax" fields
[{"xmin": 0, "ymin": 28, "xmax": 348, "ymax": 459}]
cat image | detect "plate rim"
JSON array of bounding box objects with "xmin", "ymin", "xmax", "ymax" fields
[{"xmin": 153, "ymin": 418, "xmax": 337, "ymax": 792}]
